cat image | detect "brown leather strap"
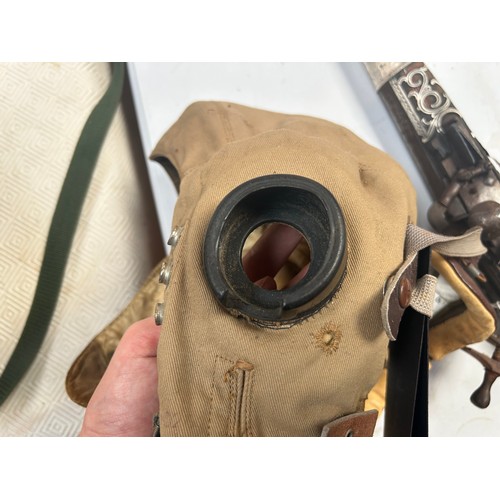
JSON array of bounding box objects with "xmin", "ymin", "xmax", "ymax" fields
[{"xmin": 321, "ymin": 409, "xmax": 379, "ymax": 437}]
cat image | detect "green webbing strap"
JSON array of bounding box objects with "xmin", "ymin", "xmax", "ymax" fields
[{"xmin": 0, "ymin": 62, "xmax": 125, "ymax": 406}]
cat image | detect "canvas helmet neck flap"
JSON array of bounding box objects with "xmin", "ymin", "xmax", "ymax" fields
[{"xmin": 149, "ymin": 101, "xmax": 418, "ymax": 437}]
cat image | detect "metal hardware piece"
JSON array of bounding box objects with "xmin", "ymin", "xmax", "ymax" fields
[
  {"xmin": 159, "ymin": 259, "xmax": 173, "ymax": 286},
  {"xmin": 399, "ymin": 277, "xmax": 413, "ymax": 308},
  {"xmin": 154, "ymin": 302, "xmax": 165, "ymax": 325},
  {"xmin": 168, "ymin": 226, "xmax": 183, "ymax": 247}
]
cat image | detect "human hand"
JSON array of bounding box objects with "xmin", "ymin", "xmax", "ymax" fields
[
  {"xmin": 79, "ymin": 317, "xmax": 160, "ymax": 437},
  {"xmin": 79, "ymin": 224, "xmax": 307, "ymax": 437}
]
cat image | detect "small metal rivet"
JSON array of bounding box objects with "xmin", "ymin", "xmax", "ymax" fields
[
  {"xmin": 159, "ymin": 259, "xmax": 173, "ymax": 285},
  {"xmin": 399, "ymin": 277, "xmax": 412, "ymax": 308},
  {"xmin": 154, "ymin": 303, "xmax": 165, "ymax": 325},
  {"xmin": 167, "ymin": 226, "xmax": 183, "ymax": 247}
]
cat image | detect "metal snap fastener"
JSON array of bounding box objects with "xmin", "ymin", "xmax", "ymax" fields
[
  {"xmin": 168, "ymin": 226, "xmax": 183, "ymax": 247},
  {"xmin": 154, "ymin": 303, "xmax": 165, "ymax": 325},
  {"xmin": 159, "ymin": 259, "xmax": 173, "ymax": 286}
]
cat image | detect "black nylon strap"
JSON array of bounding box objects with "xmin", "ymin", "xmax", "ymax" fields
[
  {"xmin": 384, "ymin": 247, "xmax": 430, "ymax": 437},
  {"xmin": 0, "ymin": 62, "xmax": 125, "ymax": 406}
]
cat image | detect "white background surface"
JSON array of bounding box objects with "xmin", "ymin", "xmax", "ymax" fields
[{"xmin": 128, "ymin": 62, "xmax": 500, "ymax": 436}]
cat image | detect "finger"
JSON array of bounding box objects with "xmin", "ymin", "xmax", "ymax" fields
[
  {"xmin": 80, "ymin": 317, "xmax": 161, "ymax": 437},
  {"xmin": 254, "ymin": 275, "xmax": 277, "ymax": 290},
  {"xmin": 285, "ymin": 263, "xmax": 310, "ymax": 289},
  {"xmin": 242, "ymin": 224, "xmax": 304, "ymax": 282},
  {"xmin": 115, "ymin": 317, "xmax": 161, "ymax": 360}
]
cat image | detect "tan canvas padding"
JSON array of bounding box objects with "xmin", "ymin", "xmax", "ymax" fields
[
  {"xmin": 152, "ymin": 101, "xmax": 417, "ymax": 436},
  {"xmin": 429, "ymin": 252, "xmax": 496, "ymax": 360}
]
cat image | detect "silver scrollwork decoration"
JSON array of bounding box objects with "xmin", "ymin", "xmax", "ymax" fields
[{"xmin": 390, "ymin": 65, "xmax": 460, "ymax": 143}]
